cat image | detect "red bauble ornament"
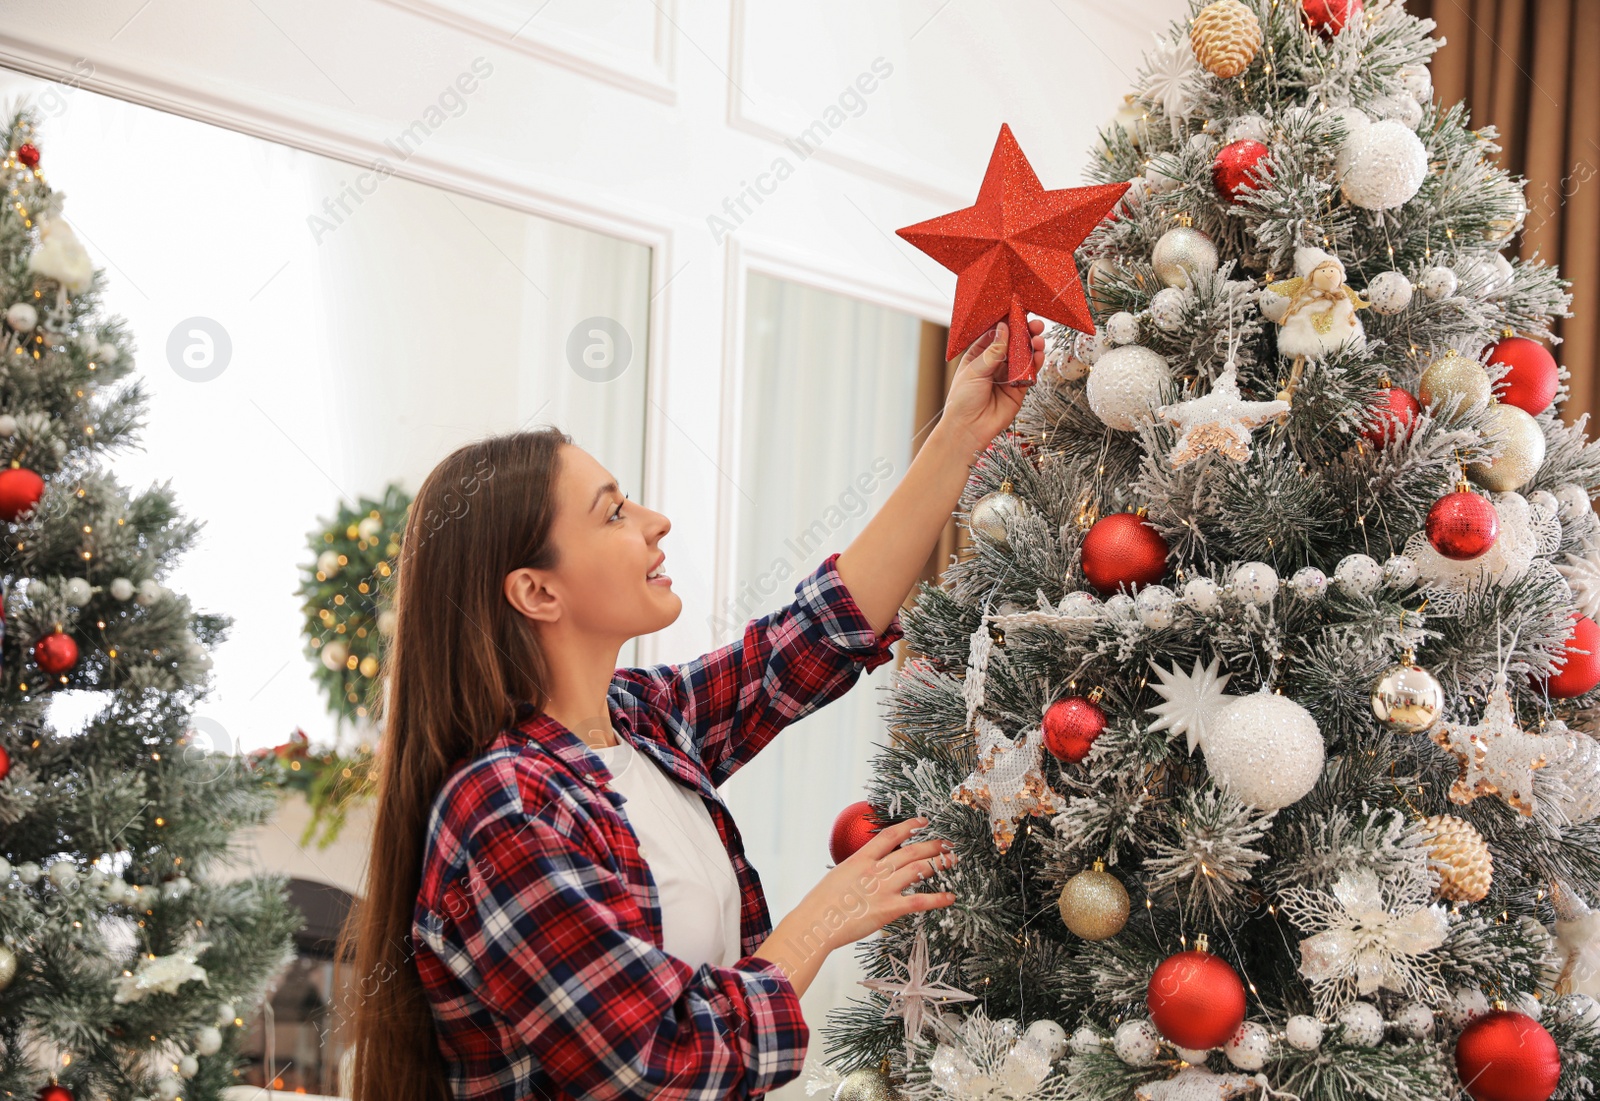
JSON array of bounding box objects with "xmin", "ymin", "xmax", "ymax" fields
[
  {"xmin": 1487, "ymin": 336, "xmax": 1559, "ymax": 416},
  {"xmin": 1212, "ymin": 140, "xmax": 1272, "ymax": 204},
  {"xmin": 1302, "ymin": 0, "xmax": 1362, "ymax": 36},
  {"xmin": 1361, "ymin": 386, "xmax": 1421, "ymax": 446},
  {"xmin": 1081, "ymin": 513, "xmax": 1169, "ymax": 594},
  {"xmin": 829, "ymin": 800, "xmax": 885, "ymax": 864},
  {"xmin": 0, "ymin": 745, "xmax": 9, "ymax": 783},
  {"xmin": 36, "ymin": 1086, "xmax": 74, "ymax": 1101},
  {"xmin": 1043, "ymin": 695, "xmax": 1106, "ymax": 763},
  {"xmin": 1146, "ymin": 940, "xmax": 1247, "ymax": 1050},
  {"xmin": 15, "ymin": 143, "xmax": 40, "ymax": 168},
  {"xmin": 33, "ymin": 629, "xmax": 77, "ymax": 675},
  {"xmin": 1454, "ymin": 1010, "xmax": 1560, "ymax": 1101},
  {"xmin": 1426, "ymin": 490, "xmax": 1500, "ymax": 560},
  {"xmin": 896, "ymin": 124, "xmax": 1130, "ymax": 384},
  {"xmin": 0, "ymin": 466, "xmax": 43, "ymax": 522},
  {"xmin": 1539, "ymin": 614, "xmax": 1600, "ymax": 699}
]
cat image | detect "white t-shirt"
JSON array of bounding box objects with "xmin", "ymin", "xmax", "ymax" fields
[{"xmin": 590, "ymin": 735, "xmax": 744, "ymax": 971}]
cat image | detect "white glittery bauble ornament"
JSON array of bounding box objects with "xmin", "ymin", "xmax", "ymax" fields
[
  {"xmin": 1444, "ymin": 987, "xmax": 1490, "ymax": 1030},
  {"xmin": 1289, "ymin": 566, "xmax": 1327, "ymax": 600},
  {"xmin": 1114, "ymin": 1018, "xmax": 1161, "ymax": 1066},
  {"xmin": 1105, "ymin": 593, "xmax": 1137, "ymax": 621},
  {"xmin": 1528, "ymin": 489, "xmax": 1559, "ymax": 517},
  {"xmin": 1400, "ymin": 63, "xmax": 1433, "ymax": 102},
  {"xmin": 1328, "ymin": 106, "xmax": 1372, "ymax": 164},
  {"xmin": 1137, "ymin": 584, "xmax": 1178, "ymax": 629},
  {"xmin": 1087, "ymin": 345, "xmax": 1170, "ymax": 431},
  {"xmin": 1150, "ymin": 287, "xmax": 1187, "ymax": 332},
  {"xmin": 110, "ymin": 577, "xmax": 135, "ymax": 601},
  {"xmin": 1556, "ymin": 483, "xmax": 1593, "ymax": 520},
  {"xmin": 1224, "ymin": 1022, "xmax": 1272, "ymax": 1070},
  {"xmin": 136, "ymin": 579, "xmax": 165, "ymax": 606},
  {"xmin": 1070, "ymin": 1026, "xmax": 1103, "ymax": 1055},
  {"xmin": 25, "ymin": 579, "xmax": 47, "ymax": 601},
  {"xmin": 1467, "ymin": 402, "xmax": 1545, "ymax": 492},
  {"xmin": 1334, "ymin": 553, "xmax": 1383, "ymax": 596},
  {"xmin": 1340, "ymin": 120, "xmax": 1429, "ymax": 210},
  {"xmin": 1394, "ymin": 1002, "xmax": 1435, "ymax": 1039},
  {"xmin": 16, "ymin": 862, "xmax": 40, "ymax": 885},
  {"xmin": 1077, "ymin": 328, "xmax": 1114, "ymax": 367},
  {"xmin": 5, "ymin": 302, "xmax": 36, "ymax": 331},
  {"xmin": 1204, "ymin": 690, "xmax": 1324, "ymax": 810},
  {"xmin": 1556, "ymin": 994, "xmax": 1600, "ymax": 1027},
  {"xmin": 194, "ymin": 1025, "xmax": 223, "ymax": 1056},
  {"xmin": 1146, "ymin": 156, "xmax": 1184, "ymax": 194},
  {"xmin": 1184, "ymin": 576, "xmax": 1221, "ymax": 612},
  {"xmin": 1230, "ymin": 561, "xmax": 1278, "ymax": 604},
  {"xmin": 156, "ymin": 1075, "xmax": 184, "ymax": 1100},
  {"xmin": 48, "ymin": 861, "xmax": 77, "ymax": 889},
  {"xmin": 317, "ymin": 548, "xmax": 342, "ymax": 577},
  {"xmin": 1338, "ymin": 1001, "xmax": 1385, "ymax": 1047},
  {"xmin": 1226, "ymin": 114, "xmax": 1270, "ymax": 145},
  {"xmin": 1365, "ymin": 271, "xmax": 1414, "ymax": 315},
  {"xmin": 1060, "ymin": 590, "xmax": 1099, "ymax": 618},
  {"xmin": 0, "ymin": 414, "xmax": 14, "ymax": 437},
  {"xmin": 1512, "ymin": 992, "xmax": 1543, "ymax": 1021},
  {"xmin": 1173, "ymin": 1046, "xmax": 1212, "ymax": 1065},
  {"xmin": 1384, "ymin": 555, "xmax": 1419, "ymax": 589},
  {"xmin": 1106, "ymin": 311, "xmax": 1140, "ymax": 345},
  {"xmin": 1026, "ymin": 1019, "xmax": 1069, "ymax": 1061},
  {"xmin": 1285, "ymin": 1015, "xmax": 1323, "ymax": 1051},
  {"xmin": 63, "ymin": 577, "xmax": 92, "ymax": 607},
  {"xmin": 179, "ymin": 1054, "xmax": 200, "ymax": 1078},
  {"xmin": 1419, "ymin": 266, "xmax": 1459, "ymax": 300},
  {"xmin": 378, "ymin": 607, "xmax": 399, "ymax": 636},
  {"xmin": 1368, "ymin": 91, "xmax": 1423, "ymax": 130},
  {"xmin": 1151, "ymin": 227, "xmax": 1218, "ymax": 289}
]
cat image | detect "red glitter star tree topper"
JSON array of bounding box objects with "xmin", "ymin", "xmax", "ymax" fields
[{"xmin": 897, "ymin": 123, "xmax": 1130, "ymax": 384}]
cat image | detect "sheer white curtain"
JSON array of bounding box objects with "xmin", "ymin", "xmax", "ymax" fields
[{"xmin": 721, "ymin": 272, "xmax": 922, "ymax": 1090}]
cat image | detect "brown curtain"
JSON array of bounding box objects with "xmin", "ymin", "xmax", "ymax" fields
[{"xmin": 1409, "ymin": 0, "xmax": 1600, "ymax": 423}]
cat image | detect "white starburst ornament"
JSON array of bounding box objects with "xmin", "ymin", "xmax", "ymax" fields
[
  {"xmin": 1146, "ymin": 655, "xmax": 1236, "ymax": 754},
  {"xmin": 952, "ymin": 718, "xmax": 1064, "ymax": 853},
  {"xmin": 1157, "ymin": 365, "xmax": 1290, "ymax": 468},
  {"xmin": 1138, "ymin": 33, "xmax": 1201, "ymax": 138},
  {"xmin": 112, "ymin": 941, "xmax": 212, "ymax": 1003},
  {"xmin": 1430, "ymin": 672, "xmax": 1554, "ymax": 816},
  {"xmin": 1559, "ymin": 547, "xmax": 1600, "ymax": 619},
  {"xmin": 1279, "ymin": 867, "xmax": 1448, "ymax": 1013},
  {"xmin": 859, "ymin": 928, "xmax": 976, "ymax": 1043}
]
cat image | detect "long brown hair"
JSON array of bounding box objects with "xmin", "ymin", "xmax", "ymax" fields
[{"xmin": 338, "ymin": 427, "xmax": 570, "ymax": 1101}]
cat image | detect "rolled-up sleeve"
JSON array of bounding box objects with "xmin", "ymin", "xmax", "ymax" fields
[
  {"xmin": 420, "ymin": 807, "xmax": 809, "ymax": 1100},
  {"xmin": 624, "ymin": 553, "xmax": 902, "ymax": 787}
]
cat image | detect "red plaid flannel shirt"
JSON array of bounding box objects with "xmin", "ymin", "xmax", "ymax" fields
[{"xmin": 413, "ymin": 553, "xmax": 901, "ymax": 1100}]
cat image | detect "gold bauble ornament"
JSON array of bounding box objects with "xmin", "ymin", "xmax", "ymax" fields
[
  {"xmin": 1418, "ymin": 349, "xmax": 1490, "ymax": 411},
  {"xmin": 359, "ymin": 655, "xmax": 381, "ymax": 678},
  {"xmin": 1467, "ymin": 401, "xmax": 1546, "ymax": 492},
  {"xmin": 1058, "ymin": 859, "xmax": 1130, "ymax": 941},
  {"xmin": 1151, "ymin": 226, "xmax": 1219, "ymax": 290},
  {"xmin": 834, "ymin": 1066, "xmax": 899, "ymax": 1101},
  {"xmin": 1190, "ymin": 0, "xmax": 1262, "ymax": 79},
  {"xmin": 1370, "ymin": 652, "xmax": 1444, "ymax": 733},
  {"xmin": 1419, "ymin": 814, "xmax": 1493, "ymax": 902},
  {"xmin": 969, "ymin": 481, "xmax": 1022, "ymax": 544}
]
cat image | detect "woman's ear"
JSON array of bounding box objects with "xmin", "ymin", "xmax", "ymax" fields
[{"xmin": 504, "ymin": 567, "xmax": 561, "ymax": 624}]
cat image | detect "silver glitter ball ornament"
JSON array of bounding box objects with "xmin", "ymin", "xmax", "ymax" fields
[
  {"xmin": 1224, "ymin": 1021, "xmax": 1272, "ymax": 1071},
  {"xmin": 1384, "ymin": 554, "xmax": 1419, "ymax": 589},
  {"xmin": 1288, "ymin": 566, "xmax": 1327, "ymax": 600},
  {"xmin": 1365, "ymin": 270, "xmax": 1413, "ymax": 315},
  {"xmin": 834, "ymin": 1067, "xmax": 898, "ymax": 1101},
  {"xmin": 1370, "ymin": 655, "xmax": 1443, "ymax": 732},
  {"xmin": 1230, "ymin": 561, "xmax": 1278, "ymax": 604},
  {"xmin": 1338, "ymin": 1001, "xmax": 1385, "ymax": 1047},
  {"xmin": 1113, "ymin": 1019, "xmax": 1161, "ymax": 1066},
  {"xmin": 1285, "ymin": 1015, "xmax": 1323, "ymax": 1051},
  {"xmin": 1394, "ymin": 1002, "xmax": 1435, "ymax": 1039},
  {"xmin": 1420, "ymin": 266, "xmax": 1459, "ymax": 299},
  {"xmin": 1467, "ymin": 401, "xmax": 1545, "ymax": 492},
  {"xmin": 970, "ymin": 482, "xmax": 1022, "ymax": 544},
  {"xmin": 1334, "ymin": 553, "xmax": 1383, "ymax": 597},
  {"xmin": 1151, "ymin": 226, "xmax": 1218, "ymax": 289}
]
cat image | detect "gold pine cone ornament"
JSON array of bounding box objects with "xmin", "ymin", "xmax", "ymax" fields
[
  {"xmin": 1190, "ymin": 0, "xmax": 1263, "ymax": 80},
  {"xmin": 1419, "ymin": 814, "xmax": 1493, "ymax": 902}
]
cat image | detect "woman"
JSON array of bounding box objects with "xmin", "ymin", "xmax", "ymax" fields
[{"xmin": 340, "ymin": 318, "xmax": 1044, "ymax": 1101}]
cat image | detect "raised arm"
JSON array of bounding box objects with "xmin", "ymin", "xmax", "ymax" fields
[{"xmin": 835, "ymin": 318, "xmax": 1043, "ymax": 633}]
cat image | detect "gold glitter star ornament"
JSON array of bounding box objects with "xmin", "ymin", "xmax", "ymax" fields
[
  {"xmin": 1157, "ymin": 365, "xmax": 1289, "ymax": 467},
  {"xmin": 952, "ymin": 718, "xmax": 1064, "ymax": 853},
  {"xmin": 1430, "ymin": 672, "xmax": 1552, "ymax": 815}
]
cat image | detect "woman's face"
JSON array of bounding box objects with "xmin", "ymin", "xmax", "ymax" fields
[{"xmin": 508, "ymin": 444, "xmax": 681, "ymax": 643}]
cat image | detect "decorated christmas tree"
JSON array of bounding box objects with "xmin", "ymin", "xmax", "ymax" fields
[
  {"xmin": 816, "ymin": 3, "xmax": 1600, "ymax": 1101},
  {"xmin": 0, "ymin": 106, "xmax": 297, "ymax": 1100}
]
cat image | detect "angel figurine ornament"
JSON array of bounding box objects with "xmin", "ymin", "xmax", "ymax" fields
[{"xmin": 1265, "ymin": 246, "xmax": 1369, "ymax": 409}]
